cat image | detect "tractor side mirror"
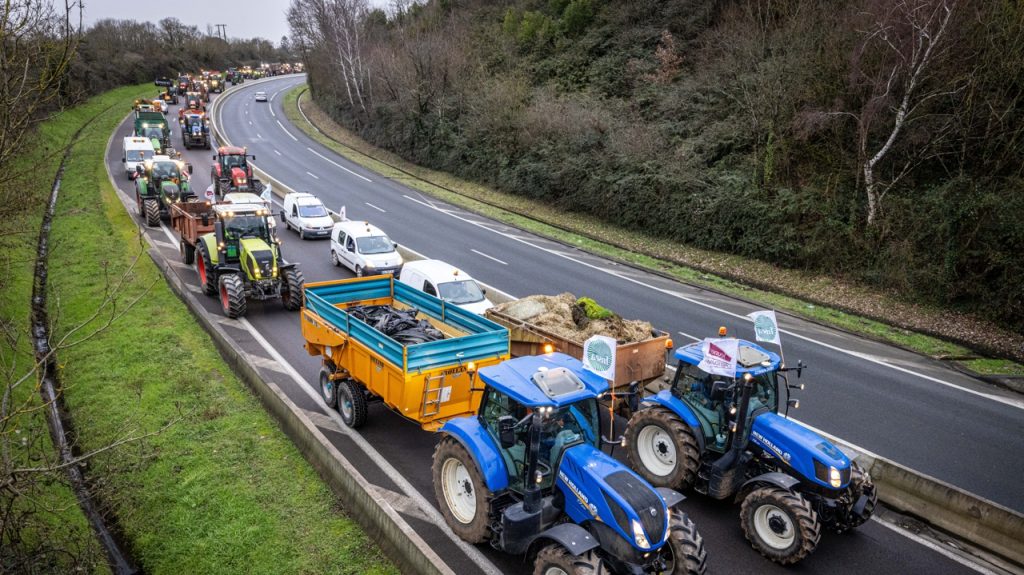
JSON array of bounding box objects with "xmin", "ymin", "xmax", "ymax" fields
[
  {"xmin": 187, "ymin": 163, "xmax": 194, "ymax": 175},
  {"xmin": 212, "ymin": 154, "xmax": 217, "ymax": 160},
  {"xmin": 393, "ymin": 242, "xmax": 398, "ymax": 249},
  {"xmin": 497, "ymin": 416, "xmax": 517, "ymax": 449},
  {"xmin": 788, "ymin": 399, "xmax": 800, "ymax": 410},
  {"xmin": 796, "ymin": 360, "xmax": 806, "ymax": 378},
  {"xmin": 136, "ymin": 165, "xmax": 144, "ymax": 174},
  {"xmin": 251, "ymin": 155, "xmax": 256, "ymax": 161},
  {"xmin": 709, "ymin": 380, "xmax": 731, "ymax": 402}
]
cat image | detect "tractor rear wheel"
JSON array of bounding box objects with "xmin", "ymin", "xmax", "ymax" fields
[
  {"xmin": 532, "ymin": 544, "xmax": 600, "ymax": 575},
  {"xmin": 740, "ymin": 486, "xmax": 820, "ymax": 565},
  {"xmin": 663, "ymin": 511, "xmax": 708, "ymax": 574},
  {"xmin": 143, "ymin": 198, "xmax": 160, "ymax": 227},
  {"xmin": 281, "ymin": 267, "xmax": 304, "ymax": 311},
  {"xmin": 337, "ymin": 379, "xmax": 367, "ymax": 428},
  {"xmin": 625, "ymin": 407, "xmax": 700, "ymax": 491},
  {"xmin": 180, "ymin": 240, "xmax": 195, "ymax": 265},
  {"xmin": 319, "ymin": 363, "xmax": 338, "ymax": 409},
  {"xmin": 218, "ymin": 273, "xmax": 247, "ymax": 318},
  {"xmin": 432, "ymin": 436, "xmax": 492, "ymax": 544},
  {"xmin": 195, "ymin": 243, "xmax": 217, "ymax": 295}
]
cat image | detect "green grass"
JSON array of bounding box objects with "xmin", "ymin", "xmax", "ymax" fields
[
  {"xmin": 284, "ymin": 87, "xmax": 1023, "ymax": 378},
  {"xmin": 2, "ymin": 85, "xmax": 394, "ymax": 574}
]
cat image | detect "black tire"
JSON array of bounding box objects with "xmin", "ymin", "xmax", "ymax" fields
[
  {"xmin": 740, "ymin": 486, "xmax": 821, "ymax": 565},
  {"xmin": 218, "ymin": 273, "xmax": 247, "ymax": 318},
  {"xmin": 432, "ymin": 436, "xmax": 492, "ymax": 544},
  {"xmin": 195, "ymin": 243, "xmax": 217, "ymax": 295},
  {"xmin": 337, "ymin": 378, "xmax": 367, "ymax": 428},
  {"xmin": 841, "ymin": 462, "xmax": 877, "ymax": 531},
  {"xmin": 625, "ymin": 407, "xmax": 701, "ymax": 491},
  {"xmin": 180, "ymin": 240, "xmax": 195, "ymax": 265},
  {"xmin": 663, "ymin": 511, "xmax": 708, "ymax": 574},
  {"xmin": 319, "ymin": 363, "xmax": 338, "ymax": 409},
  {"xmin": 143, "ymin": 198, "xmax": 160, "ymax": 227},
  {"xmin": 532, "ymin": 544, "xmax": 600, "ymax": 575},
  {"xmin": 281, "ymin": 267, "xmax": 304, "ymax": 311}
]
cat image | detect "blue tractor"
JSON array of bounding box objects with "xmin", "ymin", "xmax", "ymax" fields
[
  {"xmin": 432, "ymin": 353, "xmax": 708, "ymax": 574},
  {"xmin": 624, "ymin": 337, "xmax": 876, "ymax": 564}
]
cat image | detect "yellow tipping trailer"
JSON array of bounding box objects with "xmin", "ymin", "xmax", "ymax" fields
[{"xmin": 301, "ymin": 275, "xmax": 510, "ymax": 431}]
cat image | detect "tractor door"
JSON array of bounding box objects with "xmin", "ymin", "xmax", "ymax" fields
[
  {"xmin": 479, "ymin": 389, "xmax": 530, "ymax": 493},
  {"xmin": 673, "ymin": 363, "xmax": 731, "ymax": 452}
]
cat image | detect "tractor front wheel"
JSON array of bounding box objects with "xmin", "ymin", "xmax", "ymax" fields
[
  {"xmin": 663, "ymin": 511, "xmax": 708, "ymax": 574},
  {"xmin": 195, "ymin": 243, "xmax": 217, "ymax": 295},
  {"xmin": 740, "ymin": 486, "xmax": 821, "ymax": 565},
  {"xmin": 281, "ymin": 267, "xmax": 304, "ymax": 311},
  {"xmin": 532, "ymin": 544, "xmax": 600, "ymax": 575},
  {"xmin": 180, "ymin": 240, "xmax": 195, "ymax": 265},
  {"xmin": 337, "ymin": 379, "xmax": 367, "ymax": 428},
  {"xmin": 432, "ymin": 436, "xmax": 492, "ymax": 544},
  {"xmin": 625, "ymin": 407, "xmax": 700, "ymax": 491},
  {"xmin": 143, "ymin": 198, "xmax": 160, "ymax": 227},
  {"xmin": 319, "ymin": 363, "xmax": 338, "ymax": 409},
  {"xmin": 218, "ymin": 273, "xmax": 247, "ymax": 318}
]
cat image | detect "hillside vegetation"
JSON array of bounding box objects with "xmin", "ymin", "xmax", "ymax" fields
[{"xmin": 291, "ymin": 0, "xmax": 1024, "ymax": 333}]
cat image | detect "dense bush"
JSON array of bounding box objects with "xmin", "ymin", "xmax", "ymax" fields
[{"xmin": 292, "ymin": 0, "xmax": 1024, "ymax": 331}]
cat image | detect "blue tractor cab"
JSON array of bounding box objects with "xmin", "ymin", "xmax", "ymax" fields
[
  {"xmin": 624, "ymin": 336, "xmax": 876, "ymax": 564},
  {"xmin": 433, "ymin": 353, "xmax": 707, "ymax": 574}
]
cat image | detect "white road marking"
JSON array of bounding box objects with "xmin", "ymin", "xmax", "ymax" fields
[
  {"xmin": 305, "ymin": 146, "xmax": 373, "ymax": 183},
  {"xmin": 273, "ymin": 149, "xmax": 281, "ymax": 156},
  {"xmin": 470, "ymin": 249, "xmax": 507, "ymax": 266},
  {"xmin": 400, "ymin": 193, "xmax": 1024, "ymax": 412},
  {"xmin": 257, "ymin": 133, "xmax": 262, "ymax": 139},
  {"xmin": 248, "ymin": 121, "xmax": 252, "ymax": 125},
  {"xmin": 270, "ymin": 107, "xmax": 276, "ymax": 117},
  {"xmin": 677, "ymin": 331, "xmax": 701, "ymax": 342},
  {"xmin": 306, "ymin": 171, "xmax": 319, "ymax": 180},
  {"xmin": 276, "ymin": 119, "xmax": 298, "ymax": 141},
  {"xmin": 365, "ymin": 202, "xmax": 386, "ymax": 213},
  {"xmin": 872, "ymin": 517, "xmax": 996, "ymax": 574},
  {"xmin": 236, "ymin": 318, "xmax": 503, "ymax": 575}
]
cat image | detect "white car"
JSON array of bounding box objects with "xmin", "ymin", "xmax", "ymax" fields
[
  {"xmin": 397, "ymin": 259, "xmax": 493, "ymax": 315},
  {"xmin": 330, "ymin": 220, "xmax": 403, "ymax": 277},
  {"xmin": 280, "ymin": 192, "xmax": 333, "ymax": 239},
  {"xmin": 254, "ymin": 91, "xmax": 268, "ymax": 102}
]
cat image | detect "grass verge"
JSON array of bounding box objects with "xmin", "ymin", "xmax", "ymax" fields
[
  {"xmin": 2, "ymin": 85, "xmax": 394, "ymax": 573},
  {"xmin": 283, "ymin": 86, "xmax": 1024, "ymax": 378}
]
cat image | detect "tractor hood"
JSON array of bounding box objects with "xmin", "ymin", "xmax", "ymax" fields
[
  {"xmin": 239, "ymin": 237, "xmax": 276, "ymax": 279},
  {"xmin": 750, "ymin": 412, "xmax": 852, "ymax": 490},
  {"xmin": 230, "ymin": 167, "xmax": 249, "ymax": 187},
  {"xmin": 557, "ymin": 442, "xmax": 669, "ymax": 553},
  {"xmin": 161, "ymin": 181, "xmax": 181, "ymax": 202}
]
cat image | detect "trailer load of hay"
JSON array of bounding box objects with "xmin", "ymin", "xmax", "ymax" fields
[{"xmin": 492, "ymin": 293, "xmax": 655, "ymax": 344}]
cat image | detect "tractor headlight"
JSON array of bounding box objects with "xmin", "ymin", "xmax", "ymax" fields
[
  {"xmin": 254, "ymin": 267, "xmax": 261, "ymax": 278},
  {"xmin": 631, "ymin": 519, "xmax": 650, "ymax": 549},
  {"xmin": 829, "ymin": 466, "xmax": 842, "ymax": 488}
]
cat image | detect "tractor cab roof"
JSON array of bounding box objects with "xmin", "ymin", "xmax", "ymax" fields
[
  {"xmin": 213, "ymin": 203, "xmax": 268, "ymax": 217},
  {"xmin": 674, "ymin": 339, "xmax": 781, "ymax": 378},
  {"xmin": 477, "ymin": 353, "xmax": 607, "ymax": 408},
  {"xmin": 217, "ymin": 146, "xmax": 246, "ymax": 156}
]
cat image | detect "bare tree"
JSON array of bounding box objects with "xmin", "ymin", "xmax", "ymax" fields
[
  {"xmin": 0, "ymin": 0, "xmax": 82, "ymax": 187},
  {"xmin": 289, "ymin": 0, "xmax": 371, "ymax": 115}
]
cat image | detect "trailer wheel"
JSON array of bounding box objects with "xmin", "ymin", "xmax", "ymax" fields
[
  {"xmin": 218, "ymin": 273, "xmax": 247, "ymax": 319},
  {"xmin": 740, "ymin": 486, "xmax": 820, "ymax": 565},
  {"xmin": 532, "ymin": 544, "xmax": 600, "ymax": 575},
  {"xmin": 180, "ymin": 240, "xmax": 195, "ymax": 265},
  {"xmin": 195, "ymin": 243, "xmax": 217, "ymax": 295},
  {"xmin": 319, "ymin": 364, "xmax": 338, "ymax": 409},
  {"xmin": 432, "ymin": 436, "xmax": 492, "ymax": 544},
  {"xmin": 281, "ymin": 267, "xmax": 304, "ymax": 311},
  {"xmin": 143, "ymin": 198, "xmax": 160, "ymax": 227},
  {"xmin": 663, "ymin": 510, "xmax": 708, "ymax": 574},
  {"xmin": 625, "ymin": 407, "xmax": 700, "ymax": 490},
  {"xmin": 337, "ymin": 379, "xmax": 367, "ymax": 428}
]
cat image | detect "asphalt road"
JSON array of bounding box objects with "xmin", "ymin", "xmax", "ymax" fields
[{"xmin": 104, "ymin": 78, "xmax": 996, "ymax": 575}]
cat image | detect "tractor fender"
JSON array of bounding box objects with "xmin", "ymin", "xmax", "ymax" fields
[
  {"xmin": 216, "ymin": 265, "xmax": 241, "ymax": 275},
  {"xmin": 527, "ymin": 523, "xmax": 600, "ymax": 558},
  {"xmin": 656, "ymin": 487, "xmax": 686, "ymax": 510},
  {"xmin": 737, "ymin": 471, "xmax": 801, "ymax": 503},
  {"xmin": 437, "ymin": 419, "xmax": 509, "ymax": 492},
  {"xmin": 198, "ymin": 235, "xmax": 218, "ymax": 264},
  {"xmin": 639, "ymin": 390, "xmax": 706, "ymax": 452},
  {"xmin": 278, "ymin": 262, "xmax": 296, "ymax": 270}
]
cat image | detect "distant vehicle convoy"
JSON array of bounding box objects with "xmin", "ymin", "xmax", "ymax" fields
[{"xmin": 146, "ymin": 68, "xmax": 878, "ymax": 569}]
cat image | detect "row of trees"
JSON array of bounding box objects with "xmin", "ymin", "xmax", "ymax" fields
[{"xmin": 290, "ymin": 0, "xmax": 1024, "ymax": 331}]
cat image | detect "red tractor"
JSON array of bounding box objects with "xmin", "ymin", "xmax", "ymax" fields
[
  {"xmin": 210, "ymin": 146, "xmax": 263, "ymax": 198},
  {"xmin": 185, "ymin": 91, "xmax": 205, "ymax": 112}
]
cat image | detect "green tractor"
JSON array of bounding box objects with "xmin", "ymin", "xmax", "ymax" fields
[
  {"xmin": 193, "ymin": 203, "xmax": 304, "ymax": 318},
  {"xmin": 134, "ymin": 157, "xmax": 194, "ymax": 227}
]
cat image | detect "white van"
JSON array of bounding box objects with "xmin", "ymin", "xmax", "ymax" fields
[
  {"xmin": 280, "ymin": 192, "xmax": 333, "ymax": 239},
  {"xmin": 330, "ymin": 220, "xmax": 403, "ymax": 277},
  {"xmin": 397, "ymin": 259, "xmax": 493, "ymax": 315},
  {"xmin": 122, "ymin": 137, "xmax": 155, "ymax": 179}
]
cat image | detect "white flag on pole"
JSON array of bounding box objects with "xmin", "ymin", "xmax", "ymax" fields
[
  {"xmin": 698, "ymin": 338, "xmax": 739, "ymax": 379},
  {"xmin": 582, "ymin": 335, "xmax": 617, "ymax": 380},
  {"xmin": 747, "ymin": 310, "xmax": 782, "ymax": 346}
]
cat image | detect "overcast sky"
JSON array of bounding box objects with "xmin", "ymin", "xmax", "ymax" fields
[{"xmin": 72, "ymin": 0, "xmax": 393, "ymax": 43}]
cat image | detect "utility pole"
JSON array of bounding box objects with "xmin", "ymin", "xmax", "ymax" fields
[{"xmin": 215, "ymin": 24, "xmax": 227, "ymax": 41}]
